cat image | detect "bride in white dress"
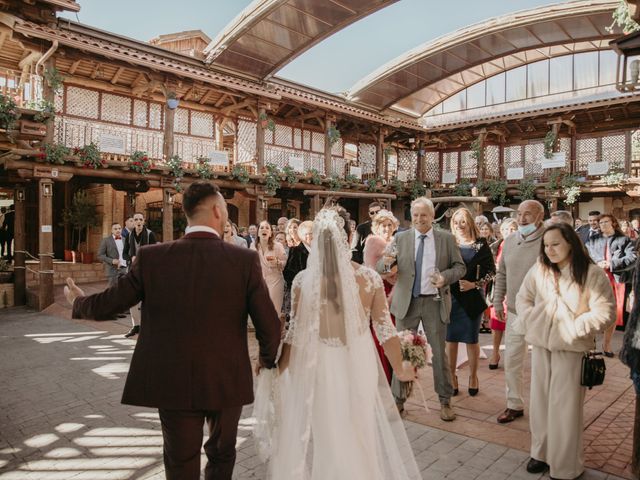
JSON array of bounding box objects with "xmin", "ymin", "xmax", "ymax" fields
[{"xmin": 254, "ymin": 207, "xmax": 421, "ymax": 480}]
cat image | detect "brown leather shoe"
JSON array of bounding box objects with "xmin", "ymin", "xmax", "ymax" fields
[
  {"xmin": 440, "ymin": 404, "xmax": 456, "ymax": 422},
  {"xmin": 497, "ymin": 408, "xmax": 524, "ymax": 424}
]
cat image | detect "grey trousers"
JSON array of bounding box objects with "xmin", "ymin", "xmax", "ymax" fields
[{"xmin": 392, "ymin": 295, "xmax": 454, "ymax": 406}]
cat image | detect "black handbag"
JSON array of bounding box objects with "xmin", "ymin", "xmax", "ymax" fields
[{"xmin": 581, "ymin": 351, "xmax": 606, "ymax": 389}]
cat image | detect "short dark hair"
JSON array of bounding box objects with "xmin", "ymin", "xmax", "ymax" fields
[
  {"xmin": 368, "ymin": 201, "xmax": 381, "ymax": 210},
  {"xmin": 588, "ymin": 210, "xmax": 600, "ymax": 217},
  {"xmin": 111, "ymin": 222, "xmax": 121, "ymax": 228},
  {"xmin": 183, "ymin": 181, "xmax": 220, "ymax": 217}
]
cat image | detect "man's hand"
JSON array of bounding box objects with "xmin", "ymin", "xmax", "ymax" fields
[
  {"xmin": 64, "ymin": 278, "xmax": 85, "ymax": 306},
  {"xmin": 254, "ymin": 360, "xmax": 263, "ymax": 376},
  {"xmin": 111, "ymin": 259, "xmax": 119, "ymax": 266}
]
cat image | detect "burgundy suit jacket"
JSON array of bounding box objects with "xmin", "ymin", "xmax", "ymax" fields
[{"xmin": 72, "ymin": 232, "xmax": 281, "ymax": 410}]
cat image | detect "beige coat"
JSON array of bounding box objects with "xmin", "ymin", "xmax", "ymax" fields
[{"xmin": 516, "ymin": 262, "xmax": 616, "ymax": 352}]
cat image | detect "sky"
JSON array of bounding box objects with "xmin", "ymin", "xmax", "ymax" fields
[{"xmin": 60, "ymin": 0, "xmax": 572, "ymax": 94}]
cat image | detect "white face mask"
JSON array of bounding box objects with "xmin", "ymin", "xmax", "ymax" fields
[{"xmin": 518, "ymin": 223, "xmax": 537, "ymax": 237}]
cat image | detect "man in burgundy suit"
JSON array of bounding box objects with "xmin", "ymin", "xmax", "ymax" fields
[{"xmin": 64, "ymin": 181, "xmax": 281, "ymax": 480}]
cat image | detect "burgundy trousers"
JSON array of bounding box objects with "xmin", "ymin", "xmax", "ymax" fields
[{"xmin": 158, "ymin": 406, "xmax": 243, "ymax": 480}]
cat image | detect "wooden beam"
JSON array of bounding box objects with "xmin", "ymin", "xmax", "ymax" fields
[
  {"xmin": 221, "ymin": 98, "xmax": 253, "ymax": 115},
  {"xmin": 213, "ymin": 92, "xmax": 228, "ymax": 107},
  {"xmin": 90, "ymin": 62, "xmax": 103, "ymax": 80},
  {"xmin": 38, "ymin": 178, "xmax": 54, "ymax": 310},
  {"xmin": 110, "ymin": 66, "xmax": 125, "ymax": 85},
  {"xmin": 68, "ymin": 59, "xmax": 82, "ymax": 75},
  {"xmin": 302, "ymin": 190, "xmax": 397, "ymax": 200}
]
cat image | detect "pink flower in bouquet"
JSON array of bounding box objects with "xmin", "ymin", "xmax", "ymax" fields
[{"xmin": 398, "ymin": 330, "xmax": 428, "ymax": 370}]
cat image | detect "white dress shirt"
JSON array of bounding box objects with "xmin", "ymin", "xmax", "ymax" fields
[
  {"xmin": 415, "ymin": 228, "xmax": 437, "ymax": 295},
  {"xmin": 114, "ymin": 236, "xmax": 127, "ymax": 268},
  {"xmin": 185, "ymin": 225, "xmax": 220, "ymax": 237}
]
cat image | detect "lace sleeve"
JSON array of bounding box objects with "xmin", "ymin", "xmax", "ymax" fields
[
  {"xmin": 284, "ymin": 273, "xmax": 303, "ymax": 344},
  {"xmin": 369, "ymin": 270, "xmax": 398, "ymax": 344}
]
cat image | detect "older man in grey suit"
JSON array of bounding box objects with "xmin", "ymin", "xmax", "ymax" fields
[
  {"xmin": 379, "ymin": 197, "xmax": 465, "ymax": 421},
  {"xmin": 98, "ymin": 223, "xmax": 128, "ymax": 287}
]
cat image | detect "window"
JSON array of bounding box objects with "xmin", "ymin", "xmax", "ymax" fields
[
  {"xmin": 574, "ymin": 51, "xmax": 599, "ymax": 90},
  {"xmin": 486, "ymin": 72, "xmax": 505, "ymax": 105},
  {"xmin": 599, "ymin": 50, "xmax": 617, "ymax": 86},
  {"xmin": 466, "ymin": 81, "xmax": 485, "ymax": 109},
  {"xmin": 527, "ymin": 59, "xmax": 549, "ymax": 98},
  {"xmin": 506, "ymin": 66, "xmax": 527, "ymax": 102},
  {"xmin": 550, "ymin": 55, "xmax": 573, "ymax": 94}
]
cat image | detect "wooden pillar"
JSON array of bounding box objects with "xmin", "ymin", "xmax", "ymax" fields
[
  {"xmin": 38, "ymin": 179, "xmax": 54, "ymax": 310},
  {"xmin": 324, "ymin": 116, "xmax": 333, "ymax": 177},
  {"xmin": 216, "ymin": 119, "xmax": 225, "ymax": 150},
  {"xmin": 310, "ymin": 194, "xmax": 321, "ymax": 218},
  {"xmin": 416, "ymin": 140, "xmax": 425, "ymax": 183},
  {"xmin": 13, "ymin": 186, "xmax": 26, "ymax": 306},
  {"xmin": 570, "ymin": 129, "xmax": 577, "ymax": 175},
  {"xmin": 124, "ymin": 192, "xmax": 136, "ymax": 220},
  {"xmin": 280, "ymin": 197, "xmax": 288, "ymax": 217},
  {"xmin": 376, "ymin": 129, "xmax": 385, "ymax": 179},
  {"xmin": 43, "ymin": 58, "xmax": 55, "ymax": 144},
  {"xmin": 476, "ymin": 132, "xmax": 487, "ymax": 184},
  {"xmin": 163, "ymin": 105, "xmax": 176, "ymax": 161},
  {"xmin": 162, "ymin": 188, "xmax": 174, "ymax": 242},
  {"xmin": 256, "ymin": 106, "xmax": 265, "ymax": 173},
  {"xmin": 254, "ymin": 195, "xmax": 267, "ymax": 223}
]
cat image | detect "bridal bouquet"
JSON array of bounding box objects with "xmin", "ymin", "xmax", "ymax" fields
[{"xmin": 399, "ymin": 329, "xmax": 428, "ymax": 369}]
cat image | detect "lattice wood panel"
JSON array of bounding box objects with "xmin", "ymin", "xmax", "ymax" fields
[
  {"xmin": 331, "ymin": 157, "xmax": 347, "ymax": 177},
  {"xmin": 485, "ymin": 145, "xmax": 500, "ymax": 178},
  {"xmin": 312, "ymin": 132, "xmax": 324, "ymax": 153},
  {"xmin": 358, "ymin": 143, "xmax": 377, "ymax": 176},
  {"xmin": 331, "ymin": 138, "xmax": 343, "ymax": 157},
  {"xmin": 133, "ymin": 100, "xmax": 147, "ymax": 128},
  {"xmin": 306, "ymin": 152, "xmax": 324, "ymax": 173},
  {"xmin": 293, "ymin": 128, "xmax": 303, "ymax": 149},
  {"xmin": 576, "ymin": 138, "xmax": 597, "ymax": 173},
  {"xmin": 54, "ymin": 89, "xmax": 63, "ymax": 113},
  {"xmin": 602, "ymin": 134, "xmax": 626, "ymax": 170},
  {"xmin": 524, "ymin": 143, "xmax": 544, "ymax": 178},
  {"xmin": 237, "ymin": 119, "xmax": 257, "ymax": 166},
  {"xmin": 264, "ymin": 146, "xmax": 290, "ymax": 169},
  {"xmin": 443, "ymin": 152, "xmax": 458, "ymax": 182},
  {"xmin": 303, "ymin": 130, "xmax": 311, "ymax": 150},
  {"xmin": 460, "ymin": 150, "xmax": 476, "ymax": 179},
  {"xmin": 191, "ymin": 111, "xmax": 214, "ymax": 137},
  {"xmin": 101, "ymin": 93, "xmax": 131, "ymax": 125},
  {"xmin": 149, "ymin": 103, "xmax": 163, "ymax": 130},
  {"xmin": 173, "ymin": 108, "xmax": 189, "ymax": 135},
  {"xmin": 386, "ymin": 149, "xmax": 398, "ymax": 177},
  {"xmin": 504, "ymin": 146, "xmax": 523, "ymax": 169},
  {"xmin": 132, "ymin": 129, "xmax": 163, "ymax": 159},
  {"xmin": 398, "ymin": 149, "xmax": 417, "ymax": 180},
  {"xmin": 275, "ymin": 124, "xmax": 293, "ymax": 148},
  {"xmin": 425, "ymin": 152, "xmax": 439, "ymax": 183},
  {"xmin": 66, "ymin": 86, "xmax": 99, "ymax": 119},
  {"xmin": 175, "ymin": 135, "xmax": 217, "ymax": 163}
]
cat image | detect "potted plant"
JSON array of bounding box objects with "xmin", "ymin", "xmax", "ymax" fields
[
  {"xmin": 327, "ymin": 125, "xmax": 341, "ymax": 146},
  {"xmin": 75, "ymin": 143, "xmax": 105, "ymax": 169},
  {"xmin": 453, "ymin": 178, "xmax": 472, "ymax": 196},
  {"xmin": 231, "ymin": 164, "xmax": 250, "ymax": 184},
  {"xmin": 166, "ymin": 91, "xmax": 180, "ymax": 110},
  {"xmin": 0, "ymin": 259, "xmax": 13, "ymax": 283},
  {"xmin": 517, "ymin": 176, "xmax": 538, "ymax": 200},
  {"xmin": 479, "ymin": 179, "xmax": 508, "ymax": 206},
  {"xmin": 0, "ymin": 93, "xmax": 19, "ymax": 133},
  {"xmin": 544, "ymin": 130, "xmax": 557, "ymax": 159},
  {"xmin": 32, "ymin": 99, "xmax": 56, "ymax": 123},
  {"xmin": 44, "ymin": 67, "xmax": 64, "ymax": 95},
  {"xmin": 167, "ymin": 155, "xmax": 185, "ymax": 192},
  {"xmin": 307, "ymin": 168, "xmax": 323, "ymax": 185},
  {"xmin": 410, "ymin": 179, "xmax": 427, "ymax": 199},
  {"xmin": 195, "ymin": 156, "xmax": 212, "ymax": 179},
  {"xmin": 282, "ymin": 165, "xmax": 298, "ymax": 185},
  {"xmin": 328, "ymin": 174, "xmax": 343, "ymax": 191},
  {"xmin": 258, "ymin": 112, "xmax": 275, "ymax": 132},
  {"xmin": 264, "ymin": 164, "xmax": 281, "ymax": 195},
  {"xmin": 129, "ymin": 150, "xmax": 152, "ymax": 175},
  {"xmin": 62, "ymin": 190, "xmax": 101, "ymax": 264},
  {"xmin": 344, "ymin": 173, "xmax": 360, "ymax": 186},
  {"xmin": 40, "ymin": 143, "xmax": 70, "ymax": 165}
]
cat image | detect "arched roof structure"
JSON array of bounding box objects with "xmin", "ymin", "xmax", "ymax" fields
[
  {"xmin": 347, "ymin": 0, "xmax": 621, "ymax": 119},
  {"xmin": 203, "ymin": 0, "xmax": 398, "ymax": 79}
]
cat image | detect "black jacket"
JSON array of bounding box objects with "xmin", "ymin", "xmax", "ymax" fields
[
  {"xmin": 283, "ymin": 243, "xmax": 309, "ymax": 287},
  {"xmin": 450, "ymin": 238, "xmax": 496, "ymax": 320},
  {"xmin": 124, "ymin": 227, "xmax": 157, "ymax": 262},
  {"xmin": 586, "ymin": 233, "xmax": 636, "ymax": 284},
  {"xmin": 351, "ymin": 220, "xmax": 372, "ymax": 264}
]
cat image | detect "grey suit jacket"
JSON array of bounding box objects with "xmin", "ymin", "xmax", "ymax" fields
[
  {"xmin": 378, "ymin": 227, "xmax": 466, "ymax": 322},
  {"xmin": 97, "ymin": 236, "xmax": 123, "ymax": 278}
]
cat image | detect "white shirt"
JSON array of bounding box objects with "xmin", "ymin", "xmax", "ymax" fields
[
  {"xmin": 113, "ymin": 236, "xmax": 127, "ymax": 268},
  {"xmin": 415, "ymin": 228, "xmax": 437, "ymax": 295},
  {"xmin": 185, "ymin": 225, "xmax": 220, "ymax": 237}
]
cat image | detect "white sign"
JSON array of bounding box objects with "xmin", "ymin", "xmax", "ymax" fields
[
  {"xmin": 541, "ymin": 152, "xmax": 566, "ymax": 169},
  {"xmin": 397, "ymin": 170, "xmax": 408, "ymax": 182},
  {"xmin": 588, "ymin": 161, "xmax": 610, "ymax": 176},
  {"xmin": 51, "ymin": 168, "xmax": 58, "ymax": 178},
  {"xmin": 41, "ymin": 225, "xmax": 52, "ymax": 233},
  {"xmin": 99, "ymin": 132, "xmax": 126, "ymax": 154},
  {"xmin": 208, "ymin": 150, "xmax": 229, "ymax": 167},
  {"xmin": 349, "ymin": 166, "xmax": 362, "ymax": 179},
  {"xmin": 507, "ymin": 167, "xmax": 524, "ymax": 180},
  {"xmin": 442, "ymin": 172, "xmax": 457, "ymax": 184},
  {"xmin": 288, "ymin": 155, "xmax": 304, "ymax": 173}
]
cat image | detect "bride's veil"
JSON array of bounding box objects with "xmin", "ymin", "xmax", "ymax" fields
[{"xmin": 256, "ymin": 208, "xmax": 421, "ymax": 480}]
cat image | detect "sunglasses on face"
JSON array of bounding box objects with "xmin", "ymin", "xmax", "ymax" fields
[{"xmin": 369, "ymin": 210, "xmax": 380, "ymax": 216}]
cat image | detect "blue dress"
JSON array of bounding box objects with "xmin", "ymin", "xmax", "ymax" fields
[{"xmin": 446, "ymin": 245, "xmax": 482, "ymax": 344}]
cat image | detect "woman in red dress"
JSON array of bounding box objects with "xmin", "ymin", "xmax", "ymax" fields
[{"xmin": 363, "ymin": 209, "xmax": 399, "ymax": 383}]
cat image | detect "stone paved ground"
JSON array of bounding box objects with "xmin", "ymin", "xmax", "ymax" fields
[{"xmin": 0, "ymin": 300, "xmax": 633, "ymax": 479}]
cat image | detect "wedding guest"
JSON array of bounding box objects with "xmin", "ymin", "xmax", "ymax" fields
[
  {"xmin": 586, "ymin": 213, "xmax": 636, "ymax": 356},
  {"xmin": 282, "ymin": 221, "xmax": 311, "ymax": 321},
  {"xmin": 277, "ymin": 216, "xmax": 288, "ymax": 234},
  {"xmin": 378, "ymin": 197, "xmax": 465, "ymax": 421},
  {"xmin": 245, "ymin": 224, "xmax": 257, "ymax": 247},
  {"xmin": 478, "ymin": 221, "xmax": 496, "ymax": 244},
  {"xmin": 474, "ymin": 215, "xmax": 489, "ymax": 228},
  {"xmin": 574, "ymin": 218, "xmax": 583, "ymax": 231},
  {"xmin": 632, "ymin": 218, "xmax": 640, "ymax": 236},
  {"xmin": 123, "ymin": 212, "xmax": 157, "ymax": 338},
  {"xmin": 231, "ymin": 222, "xmax": 247, "ymax": 248},
  {"xmin": 64, "ymin": 181, "xmax": 280, "ymax": 480},
  {"xmin": 98, "ymin": 223, "xmax": 127, "ymax": 287},
  {"xmin": 549, "ymin": 210, "xmax": 573, "ymax": 226},
  {"xmin": 577, "ymin": 210, "xmax": 600, "ymax": 244},
  {"xmin": 3, "ymin": 204, "xmax": 14, "ymax": 262},
  {"xmin": 251, "ymin": 220, "xmax": 287, "ymax": 315},
  {"xmin": 352, "ymin": 201, "xmax": 382, "ymax": 264},
  {"xmin": 122, "ymin": 217, "xmax": 134, "ymax": 239},
  {"xmin": 0, "ymin": 207, "xmax": 6, "ymax": 258},
  {"xmin": 493, "ymin": 200, "xmax": 545, "ymax": 424},
  {"xmin": 487, "ymin": 219, "xmax": 518, "ymax": 369},
  {"xmin": 621, "ymin": 219, "xmax": 638, "ymax": 241},
  {"xmin": 447, "ymin": 208, "xmax": 495, "ymax": 397},
  {"xmin": 517, "ymin": 223, "xmax": 615, "ymax": 479},
  {"xmin": 297, "ymin": 221, "xmax": 313, "ymax": 248},
  {"xmin": 275, "ymin": 232, "xmax": 288, "ymax": 253},
  {"xmin": 363, "ymin": 209, "xmax": 400, "ymax": 383},
  {"xmin": 285, "ymin": 218, "xmax": 301, "ymax": 248}
]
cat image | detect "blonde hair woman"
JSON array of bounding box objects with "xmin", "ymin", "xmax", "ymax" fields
[
  {"xmin": 251, "ymin": 220, "xmax": 287, "ymax": 314},
  {"xmin": 447, "ymin": 208, "xmax": 495, "ymax": 397}
]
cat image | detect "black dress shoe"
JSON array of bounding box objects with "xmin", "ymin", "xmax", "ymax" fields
[
  {"xmin": 603, "ymin": 351, "xmax": 614, "ymax": 358},
  {"xmin": 117, "ymin": 313, "xmax": 128, "ymax": 318},
  {"xmin": 124, "ymin": 325, "xmax": 140, "ymax": 338},
  {"xmin": 526, "ymin": 458, "xmax": 549, "ymax": 474}
]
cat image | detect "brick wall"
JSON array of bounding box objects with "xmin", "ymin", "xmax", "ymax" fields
[{"xmin": 26, "ymin": 261, "xmax": 107, "ymax": 287}]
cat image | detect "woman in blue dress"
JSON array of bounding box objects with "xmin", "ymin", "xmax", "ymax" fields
[{"xmin": 446, "ymin": 208, "xmax": 496, "ymax": 396}]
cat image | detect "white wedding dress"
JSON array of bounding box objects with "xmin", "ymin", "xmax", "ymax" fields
[{"xmin": 253, "ymin": 209, "xmax": 421, "ymax": 480}]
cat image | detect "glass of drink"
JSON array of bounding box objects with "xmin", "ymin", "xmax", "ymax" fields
[
  {"xmin": 430, "ymin": 268, "xmax": 443, "ymax": 301},
  {"xmin": 382, "ymin": 242, "xmax": 397, "ymax": 274}
]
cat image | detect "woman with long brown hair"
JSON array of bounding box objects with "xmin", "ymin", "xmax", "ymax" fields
[{"xmin": 251, "ymin": 220, "xmax": 287, "ymax": 314}]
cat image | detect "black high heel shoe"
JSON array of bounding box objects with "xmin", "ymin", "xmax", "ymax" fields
[
  {"xmin": 468, "ymin": 376, "xmax": 479, "ymax": 396},
  {"xmin": 489, "ymin": 354, "xmax": 500, "ymax": 370}
]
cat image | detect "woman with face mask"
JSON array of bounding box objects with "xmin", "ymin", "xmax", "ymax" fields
[{"xmin": 517, "ymin": 223, "xmax": 615, "ymax": 480}]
